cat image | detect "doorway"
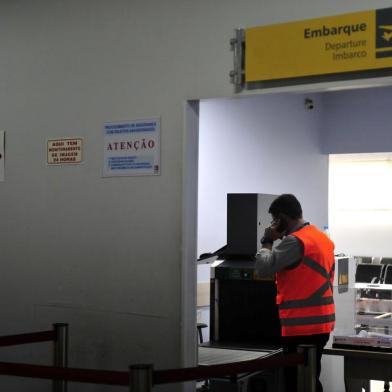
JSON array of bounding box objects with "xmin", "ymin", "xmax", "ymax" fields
[{"xmin": 183, "ymin": 80, "xmax": 392, "ymax": 392}]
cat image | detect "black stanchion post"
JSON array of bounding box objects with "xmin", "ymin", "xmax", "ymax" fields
[
  {"xmin": 129, "ymin": 364, "xmax": 153, "ymax": 392},
  {"xmin": 53, "ymin": 323, "xmax": 68, "ymax": 392},
  {"xmin": 297, "ymin": 344, "xmax": 316, "ymax": 392}
]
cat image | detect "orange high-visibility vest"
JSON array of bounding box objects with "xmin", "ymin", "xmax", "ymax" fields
[{"xmin": 276, "ymin": 224, "xmax": 335, "ymax": 337}]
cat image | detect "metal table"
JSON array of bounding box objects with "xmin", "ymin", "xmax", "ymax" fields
[{"xmin": 324, "ymin": 346, "xmax": 392, "ymax": 392}]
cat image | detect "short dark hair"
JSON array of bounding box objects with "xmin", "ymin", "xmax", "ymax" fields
[{"xmin": 268, "ymin": 194, "xmax": 303, "ymax": 219}]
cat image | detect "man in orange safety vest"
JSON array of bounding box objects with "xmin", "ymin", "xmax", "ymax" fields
[{"xmin": 256, "ymin": 194, "xmax": 335, "ymax": 392}]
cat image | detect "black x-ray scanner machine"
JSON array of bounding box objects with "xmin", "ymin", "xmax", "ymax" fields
[{"xmin": 198, "ymin": 193, "xmax": 283, "ymax": 392}]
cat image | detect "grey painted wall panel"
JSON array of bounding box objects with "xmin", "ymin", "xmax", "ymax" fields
[{"xmin": 1, "ymin": 0, "xmax": 392, "ymax": 391}]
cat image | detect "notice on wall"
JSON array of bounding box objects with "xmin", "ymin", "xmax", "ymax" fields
[
  {"xmin": 0, "ymin": 131, "xmax": 4, "ymax": 182},
  {"xmin": 338, "ymin": 258, "xmax": 349, "ymax": 294},
  {"xmin": 47, "ymin": 138, "xmax": 83, "ymax": 165},
  {"xmin": 246, "ymin": 7, "xmax": 392, "ymax": 82},
  {"xmin": 103, "ymin": 118, "xmax": 160, "ymax": 177}
]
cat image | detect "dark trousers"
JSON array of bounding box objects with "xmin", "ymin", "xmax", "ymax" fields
[{"xmin": 281, "ymin": 333, "xmax": 330, "ymax": 392}]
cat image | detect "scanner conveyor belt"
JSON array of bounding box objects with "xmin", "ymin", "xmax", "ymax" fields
[{"xmin": 198, "ymin": 347, "xmax": 275, "ymax": 366}]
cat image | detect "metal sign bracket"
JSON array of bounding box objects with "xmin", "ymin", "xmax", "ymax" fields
[{"xmin": 229, "ymin": 28, "xmax": 245, "ymax": 92}]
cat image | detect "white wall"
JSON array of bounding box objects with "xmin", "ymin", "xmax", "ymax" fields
[
  {"xmin": 321, "ymin": 85, "xmax": 392, "ymax": 257},
  {"xmin": 329, "ymin": 154, "xmax": 392, "ymax": 257},
  {"xmin": 1, "ymin": 0, "xmax": 392, "ymax": 391},
  {"xmin": 198, "ymin": 94, "xmax": 328, "ymax": 260},
  {"xmin": 321, "ymin": 86, "xmax": 392, "ymax": 154}
]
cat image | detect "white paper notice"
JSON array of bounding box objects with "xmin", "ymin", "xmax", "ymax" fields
[
  {"xmin": 0, "ymin": 131, "xmax": 4, "ymax": 182},
  {"xmin": 103, "ymin": 118, "xmax": 160, "ymax": 177}
]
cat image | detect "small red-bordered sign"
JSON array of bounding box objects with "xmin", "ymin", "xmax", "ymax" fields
[{"xmin": 47, "ymin": 138, "xmax": 83, "ymax": 165}]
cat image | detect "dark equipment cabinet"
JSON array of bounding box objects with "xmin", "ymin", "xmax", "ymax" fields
[
  {"xmin": 208, "ymin": 194, "xmax": 281, "ymax": 346},
  {"xmin": 210, "ymin": 260, "xmax": 281, "ymax": 345}
]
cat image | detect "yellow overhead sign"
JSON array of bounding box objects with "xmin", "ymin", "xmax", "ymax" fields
[{"xmin": 245, "ymin": 8, "xmax": 392, "ymax": 82}]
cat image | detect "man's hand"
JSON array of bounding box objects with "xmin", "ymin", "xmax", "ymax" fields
[
  {"xmin": 261, "ymin": 225, "xmax": 283, "ymax": 250},
  {"xmin": 261, "ymin": 221, "xmax": 285, "ymax": 245}
]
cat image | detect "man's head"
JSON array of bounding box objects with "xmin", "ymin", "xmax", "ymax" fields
[{"xmin": 268, "ymin": 194, "xmax": 303, "ymax": 234}]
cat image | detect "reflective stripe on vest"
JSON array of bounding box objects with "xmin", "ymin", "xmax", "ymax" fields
[
  {"xmin": 279, "ymin": 256, "xmax": 334, "ymax": 321},
  {"xmin": 280, "ymin": 313, "xmax": 335, "ymax": 327}
]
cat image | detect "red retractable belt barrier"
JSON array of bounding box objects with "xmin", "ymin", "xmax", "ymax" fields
[
  {"xmin": 0, "ymin": 352, "xmax": 305, "ymax": 386},
  {"xmin": 0, "ymin": 330, "xmax": 56, "ymax": 347}
]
